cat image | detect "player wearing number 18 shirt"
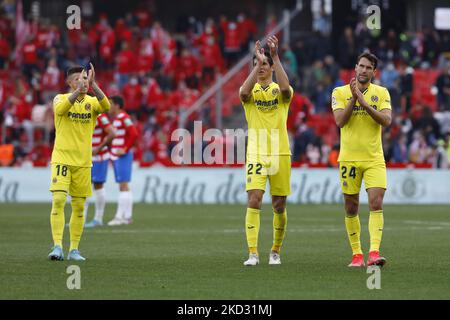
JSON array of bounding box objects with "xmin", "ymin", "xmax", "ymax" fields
[
  {"xmin": 331, "ymin": 52, "xmax": 392, "ymax": 268},
  {"xmin": 48, "ymin": 64, "xmax": 110, "ymax": 261}
]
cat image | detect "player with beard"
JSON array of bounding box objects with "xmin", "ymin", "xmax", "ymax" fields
[{"xmin": 331, "ymin": 52, "xmax": 392, "ymax": 268}]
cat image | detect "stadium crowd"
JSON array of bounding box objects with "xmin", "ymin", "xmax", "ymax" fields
[{"xmin": 0, "ymin": 2, "xmax": 450, "ymax": 168}]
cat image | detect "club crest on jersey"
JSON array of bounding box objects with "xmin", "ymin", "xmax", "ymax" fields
[
  {"xmin": 52, "ymin": 177, "xmax": 57, "ymax": 183},
  {"xmin": 343, "ymin": 181, "xmax": 348, "ymax": 188},
  {"xmin": 272, "ymin": 88, "xmax": 279, "ymax": 95},
  {"xmin": 85, "ymin": 103, "xmax": 91, "ymax": 111},
  {"xmin": 371, "ymin": 95, "xmax": 378, "ymax": 103},
  {"xmin": 247, "ymin": 177, "xmax": 252, "ymax": 183}
]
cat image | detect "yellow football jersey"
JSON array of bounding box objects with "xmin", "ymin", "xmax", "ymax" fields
[
  {"xmin": 331, "ymin": 83, "xmax": 391, "ymax": 161},
  {"xmin": 241, "ymin": 82, "xmax": 293, "ymax": 156},
  {"xmin": 51, "ymin": 93, "xmax": 110, "ymax": 167}
]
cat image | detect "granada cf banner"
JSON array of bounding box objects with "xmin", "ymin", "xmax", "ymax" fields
[{"xmin": 0, "ymin": 167, "xmax": 449, "ymax": 204}]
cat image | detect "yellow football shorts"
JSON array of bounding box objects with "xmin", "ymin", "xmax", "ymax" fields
[
  {"xmin": 339, "ymin": 160, "xmax": 387, "ymax": 195},
  {"xmin": 245, "ymin": 155, "xmax": 291, "ymax": 196},
  {"xmin": 49, "ymin": 163, "xmax": 92, "ymax": 197}
]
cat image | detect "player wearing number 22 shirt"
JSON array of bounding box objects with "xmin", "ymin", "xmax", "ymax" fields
[
  {"xmin": 48, "ymin": 64, "xmax": 110, "ymax": 262},
  {"xmin": 239, "ymin": 36, "xmax": 293, "ymax": 267}
]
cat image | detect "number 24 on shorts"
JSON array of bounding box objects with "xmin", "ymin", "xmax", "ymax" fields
[{"xmin": 341, "ymin": 165, "xmax": 356, "ymax": 179}]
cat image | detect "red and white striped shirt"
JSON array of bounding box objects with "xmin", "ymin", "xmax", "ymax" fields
[
  {"xmin": 92, "ymin": 113, "xmax": 111, "ymax": 162},
  {"xmin": 110, "ymin": 111, "xmax": 138, "ymax": 160}
]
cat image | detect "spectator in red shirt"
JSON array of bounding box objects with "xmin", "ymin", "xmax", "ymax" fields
[
  {"xmin": 237, "ymin": 13, "xmax": 257, "ymax": 50},
  {"xmin": 115, "ymin": 18, "xmax": 133, "ymax": 43},
  {"xmin": 176, "ymin": 48, "xmax": 201, "ymax": 89},
  {"xmin": 122, "ymin": 75, "xmax": 143, "ymax": 117},
  {"xmin": 223, "ymin": 21, "xmax": 242, "ymax": 67},
  {"xmin": 134, "ymin": 4, "xmax": 153, "ymax": 29},
  {"xmin": 22, "ymin": 36, "xmax": 39, "ymax": 82},
  {"xmin": 143, "ymin": 76, "xmax": 163, "ymax": 114},
  {"xmin": 41, "ymin": 58, "xmax": 63, "ymax": 103},
  {"xmin": 99, "ymin": 25, "xmax": 116, "ymax": 70},
  {"xmin": 29, "ymin": 136, "xmax": 52, "ymax": 167},
  {"xmin": 137, "ymin": 33, "xmax": 155, "ymax": 75},
  {"xmin": 199, "ymin": 36, "xmax": 224, "ymax": 85},
  {"xmin": 287, "ymin": 92, "xmax": 314, "ymax": 132},
  {"xmin": 116, "ymin": 41, "xmax": 136, "ymax": 88}
]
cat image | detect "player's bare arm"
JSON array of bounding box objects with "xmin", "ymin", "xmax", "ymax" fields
[
  {"xmin": 88, "ymin": 63, "xmax": 106, "ymax": 101},
  {"xmin": 354, "ymin": 85, "xmax": 392, "ymax": 127},
  {"xmin": 69, "ymin": 69, "xmax": 88, "ymax": 103},
  {"xmin": 267, "ymin": 35, "xmax": 291, "ymax": 100},
  {"xmin": 87, "ymin": 63, "xmax": 110, "ymax": 113},
  {"xmin": 240, "ymin": 41, "xmax": 264, "ymax": 102},
  {"xmin": 93, "ymin": 126, "xmax": 116, "ymax": 156},
  {"xmin": 333, "ymin": 78, "xmax": 357, "ymax": 128}
]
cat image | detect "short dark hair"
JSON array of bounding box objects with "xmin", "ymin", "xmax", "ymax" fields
[
  {"xmin": 253, "ymin": 49, "xmax": 273, "ymax": 66},
  {"xmin": 66, "ymin": 66, "xmax": 84, "ymax": 78},
  {"xmin": 357, "ymin": 52, "xmax": 378, "ymax": 70},
  {"xmin": 110, "ymin": 95, "xmax": 124, "ymax": 109}
]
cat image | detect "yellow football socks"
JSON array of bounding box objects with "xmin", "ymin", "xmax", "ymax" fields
[
  {"xmin": 50, "ymin": 192, "xmax": 67, "ymax": 247},
  {"xmin": 272, "ymin": 209, "xmax": 287, "ymax": 253},
  {"xmin": 345, "ymin": 215, "xmax": 363, "ymax": 255},
  {"xmin": 369, "ymin": 210, "xmax": 384, "ymax": 252},
  {"xmin": 69, "ymin": 197, "xmax": 86, "ymax": 251},
  {"xmin": 246, "ymin": 208, "xmax": 260, "ymax": 255}
]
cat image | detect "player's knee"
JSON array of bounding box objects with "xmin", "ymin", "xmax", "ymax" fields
[
  {"xmin": 272, "ymin": 201, "xmax": 286, "ymax": 213},
  {"xmin": 119, "ymin": 183, "xmax": 129, "ymax": 192},
  {"xmin": 345, "ymin": 200, "xmax": 359, "ymax": 216},
  {"xmin": 52, "ymin": 192, "xmax": 67, "ymax": 211},
  {"xmin": 94, "ymin": 183, "xmax": 104, "ymax": 190},
  {"xmin": 71, "ymin": 197, "xmax": 85, "ymax": 215},
  {"xmin": 369, "ymin": 196, "xmax": 383, "ymax": 211},
  {"xmin": 248, "ymin": 194, "xmax": 262, "ymax": 209}
]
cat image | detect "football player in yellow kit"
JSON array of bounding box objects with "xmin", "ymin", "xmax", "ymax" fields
[
  {"xmin": 332, "ymin": 53, "xmax": 392, "ymax": 268},
  {"xmin": 48, "ymin": 63, "xmax": 110, "ymax": 261},
  {"xmin": 239, "ymin": 36, "xmax": 293, "ymax": 266}
]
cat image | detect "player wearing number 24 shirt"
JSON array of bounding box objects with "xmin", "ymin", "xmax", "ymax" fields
[{"xmin": 331, "ymin": 52, "xmax": 392, "ymax": 268}]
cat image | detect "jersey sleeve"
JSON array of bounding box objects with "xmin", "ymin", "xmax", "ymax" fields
[
  {"xmin": 331, "ymin": 88, "xmax": 345, "ymax": 111},
  {"xmin": 123, "ymin": 116, "xmax": 138, "ymax": 153},
  {"xmin": 53, "ymin": 94, "xmax": 72, "ymax": 116},
  {"xmin": 380, "ymin": 88, "xmax": 392, "ymax": 111},
  {"xmin": 93, "ymin": 96, "xmax": 111, "ymax": 115},
  {"xmin": 98, "ymin": 114, "xmax": 110, "ymax": 129}
]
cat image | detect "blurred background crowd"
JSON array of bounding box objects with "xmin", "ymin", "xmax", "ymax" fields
[{"xmin": 0, "ymin": 0, "xmax": 449, "ymax": 168}]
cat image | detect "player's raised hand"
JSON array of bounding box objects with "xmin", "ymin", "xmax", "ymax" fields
[
  {"xmin": 254, "ymin": 40, "xmax": 265, "ymax": 66},
  {"xmin": 77, "ymin": 69, "xmax": 88, "ymax": 93},
  {"xmin": 88, "ymin": 63, "xmax": 95, "ymax": 85},
  {"xmin": 350, "ymin": 78, "xmax": 358, "ymax": 100},
  {"xmin": 267, "ymin": 35, "xmax": 278, "ymax": 58}
]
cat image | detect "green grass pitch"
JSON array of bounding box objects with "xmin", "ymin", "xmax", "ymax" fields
[{"xmin": 0, "ymin": 203, "xmax": 449, "ymax": 299}]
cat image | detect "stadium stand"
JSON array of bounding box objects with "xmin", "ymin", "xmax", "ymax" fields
[{"xmin": 0, "ymin": 1, "xmax": 449, "ymax": 168}]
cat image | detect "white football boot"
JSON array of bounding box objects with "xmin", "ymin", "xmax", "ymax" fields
[
  {"xmin": 243, "ymin": 253, "xmax": 259, "ymax": 266},
  {"xmin": 107, "ymin": 218, "xmax": 125, "ymax": 226},
  {"xmin": 269, "ymin": 251, "xmax": 281, "ymax": 265}
]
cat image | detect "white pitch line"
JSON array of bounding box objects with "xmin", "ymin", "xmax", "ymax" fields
[{"xmin": 404, "ymin": 220, "xmax": 450, "ymax": 227}]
